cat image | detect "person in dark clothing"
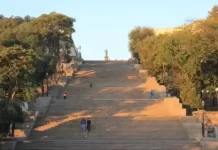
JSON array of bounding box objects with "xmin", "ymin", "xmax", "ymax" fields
[
  {"xmin": 8, "ymin": 121, "xmax": 15, "ymax": 137},
  {"xmin": 87, "ymin": 119, "xmax": 91, "ymax": 132},
  {"xmin": 63, "ymin": 91, "xmax": 67, "ymax": 99},
  {"xmin": 89, "ymin": 83, "xmax": 93, "ymax": 88}
]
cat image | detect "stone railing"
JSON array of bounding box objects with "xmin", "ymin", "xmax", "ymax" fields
[
  {"xmin": 0, "ymin": 111, "xmax": 39, "ymax": 150},
  {"xmin": 14, "ymin": 111, "xmax": 39, "ymax": 140},
  {"xmin": 13, "ymin": 76, "xmax": 70, "ymax": 141}
]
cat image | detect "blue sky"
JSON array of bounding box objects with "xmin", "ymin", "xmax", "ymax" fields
[{"xmin": 1, "ymin": 0, "xmax": 217, "ymax": 60}]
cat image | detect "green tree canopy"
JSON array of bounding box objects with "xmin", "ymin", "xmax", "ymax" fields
[
  {"xmin": 128, "ymin": 5, "xmax": 218, "ymax": 108},
  {"xmin": 0, "ymin": 12, "xmax": 77, "ymax": 134}
]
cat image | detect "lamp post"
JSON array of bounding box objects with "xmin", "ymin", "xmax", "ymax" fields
[
  {"xmin": 46, "ymin": 72, "xmax": 48, "ymax": 97},
  {"xmin": 202, "ymin": 100, "xmax": 205, "ymax": 137},
  {"xmin": 61, "ymin": 63, "xmax": 64, "ymax": 73},
  {"xmin": 14, "ymin": 84, "xmax": 18, "ymax": 93},
  {"xmin": 215, "ymin": 88, "xmax": 218, "ymax": 107},
  {"xmin": 10, "ymin": 81, "xmax": 18, "ymax": 102},
  {"xmin": 165, "ymin": 72, "xmax": 168, "ymax": 95}
]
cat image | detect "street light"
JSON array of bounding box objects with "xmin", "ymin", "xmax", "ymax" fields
[
  {"xmin": 202, "ymin": 100, "xmax": 205, "ymax": 137},
  {"xmin": 165, "ymin": 72, "xmax": 168, "ymax": 95},
  {"xmin": 61, "ymin": 63, "xmax": 64, "ymax": 73},
  {"xmin": 46, "ymin": 72, "xmax": 48, "ymax": 97},
  {"xmin": 215, "ymin": 88, "xmax": 218, "ymax": 107},
  {"xmin": 14, "ymin": 85, "xmax": 18, "ymax": 92}
]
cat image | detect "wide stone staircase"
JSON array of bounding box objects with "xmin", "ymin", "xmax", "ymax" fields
[{"xmin": 14, "ymin": 61, "xmax": 202, "ymax": 150}]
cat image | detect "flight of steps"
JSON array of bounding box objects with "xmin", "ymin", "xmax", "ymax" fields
[
  {"xmin": 13, "ymin": 61, "xmax": 203, "ymax": 150},
  {"xmin": 15, "ymin": 139, "xmax": 201, "ymax": 150}
]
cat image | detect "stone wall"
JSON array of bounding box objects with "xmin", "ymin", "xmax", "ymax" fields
[
  {"xmin": 200, "ymin": 138, "xmax": 218, "ymax": 150},
  {"xmin": 139, "ymin": 69, "xmax": 148, "ymax": 80},
  {"xmin": 133, "ymin": 64, "xmax": 142, "ymax": 70}
]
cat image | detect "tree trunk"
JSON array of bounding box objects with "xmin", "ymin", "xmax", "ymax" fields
[
  {"xmin": 9, "ymin": 90, "xmax": 16, "ymax": 103},
  {"xmin": 162, "ymin": 64, "xmax": 165, "ymax": 84},
  {"xmin": 40, "ymin": 81, "xmax": 44, "ymax": 96}
]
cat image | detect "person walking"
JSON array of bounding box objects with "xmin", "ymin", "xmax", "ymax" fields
[
  {"xmin": 63, "ymin": 91, "xmax": 67, "ymax": 99},
  {"xmin": 81, "ymin": 118, "xmax": 86, "ymax": 131},
  {"xmin": 150, "ymin": 89, "xmax": 154, "ymax": 99},
  {"xmin": 89, "ymin": 82, "xmax": 93, "ymax": 88},
  {"xmin": 87, "ymin": 119, "xmax": 91, "ymax": 132}
]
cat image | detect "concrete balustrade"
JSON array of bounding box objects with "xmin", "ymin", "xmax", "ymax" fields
[
  {"xmin": 133, "ymin": 64, "xmax": 142, "ymax": 70},
  {"xmin": 138, "ymin": 69, "xmax": 148, "ymax": 80},
  {"xmin": 164, "ymin": 97, "xmax": 186, "ymax": 116}
]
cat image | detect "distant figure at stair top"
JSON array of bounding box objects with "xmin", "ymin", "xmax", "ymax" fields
[
  {"xmin": 89, "ymin": 82, "xmax": 93, "ymax": 88},
  {"xmin": 150, "ymin": 89, "xmax": 155, "ymax": 99}
]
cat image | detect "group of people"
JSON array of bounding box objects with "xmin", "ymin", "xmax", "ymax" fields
[{"xmin": 81, "ymin": 118, "xmax": 91, "ymax": 132}]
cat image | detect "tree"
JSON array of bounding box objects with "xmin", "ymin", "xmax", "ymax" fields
[
  {"xmin": 24, "ymin": 15, "xmax": 33, "ymax": 22},
  {"xmin": 0, "ymin": 12, "xmax": 77, "ymax": 135},
  {"xmin": 128, "ymin": 27, "xmax": 154, "ymax": 62},
  {"xmin": 0, "ymin": 45, "xmax": 36, "ymax": 102},
  {"xmin": 128, "ymin": 5, "xmax": 218, "ymax": 108}
]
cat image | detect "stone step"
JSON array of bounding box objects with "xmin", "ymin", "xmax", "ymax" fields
[
  {"xmin": 30, "ymin": 127, "xmax": 185, "ymax": 134},
  {"xmin": 33, "ymin": 122, "xmax": 184, "ymax": 128},
  {"xmin": 28, "ymin": 133, "xmax": 187, "ymax": 139},
  {"xmin": 15, "ymin": 139, "xmax": 202, "ymax": 150},
  {"xmin": 32, "ymin": 117, "xmax": 183, "ymax": 122},
  {"xmin": 180, "ymin": 116, "xmax": 199, "ymax": 123}
]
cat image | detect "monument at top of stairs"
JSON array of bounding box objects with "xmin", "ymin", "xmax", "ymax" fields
[{"xmin": 104, "ymin": 49, "xmax": 109, "ymax": 61}]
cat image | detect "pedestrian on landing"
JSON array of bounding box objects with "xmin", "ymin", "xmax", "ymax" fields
[
  {"xmin": 150, "ymin": 89, "xmax": 154, "ymax": 99},
  {"xmin": 81, "ymin": 118, "xmax": 86, "ymax": 131},
  {"xmin": 89, "ymin": 82, "xmax": 93, "ymax": 88},
  {"xmin": 87, "ymin": 119, "xmax": 91, "ymax": 132},
  {"xmin": 63, "ymin": 91, "xmax": 67, "ymax": 99}
]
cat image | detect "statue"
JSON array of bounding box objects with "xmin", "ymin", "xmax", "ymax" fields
[
  {"xmin": 104, "ymin": 49, "xmax": 108, "ymax": 57},
  {"xmin": 104, "ymin": 49, "xmax": 109, "ymax": 61}
]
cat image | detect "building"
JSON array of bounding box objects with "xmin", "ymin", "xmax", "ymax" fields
[{"xmin": 153, "ymin": 19, "xmax": 205, "ymax": 36}]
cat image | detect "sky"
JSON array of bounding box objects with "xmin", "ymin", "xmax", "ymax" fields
[{"xmin": 1, "ymin": 0, "xmax": 218, "ymax": 60}]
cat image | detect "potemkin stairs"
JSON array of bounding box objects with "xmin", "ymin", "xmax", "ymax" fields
[{"xmin": 13, "ymin": 61, "xmax": 202, "ymax": 149}]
